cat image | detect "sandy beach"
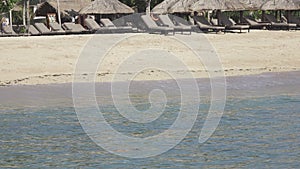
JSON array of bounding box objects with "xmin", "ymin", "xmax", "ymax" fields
[{"xmin": 0, "ymin": 30, "xmax": 299, "ymax": 86}]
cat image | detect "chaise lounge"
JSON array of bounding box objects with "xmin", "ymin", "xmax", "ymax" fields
[
  {"xmin": 219, "ymin": 13, "xmax": 250, "ymax": 33},
  {"xmin": 1, "ymin": 25, "xmax": 17, "ymax": 37},
  {"xmin": 100, "ymin": 18, "xmax": 135, "ymax": 33},
  {"xmin": 243, "ymin": 16, "xmax": 271, "ymax": 29},
  {"xmin": 62, "ymin": 23, "xmax": 90, "ymax": 34},
  {"xmin": 194, "ymin": 16, "xmax": 225, "ymax": 33},
  {"xmin": 84, "ymin": 18, "xmax": 102, "ymax": 32},
  {"xmin": 49, "ymin": 22, "xmax": 66, "ymax": 34},
  {"xmin": 158, "ymin": 15, "xmax": 192, "ymax": 34},
  {"xmin": 28, "ymin": 25, "xmax": 40, "ymax": 36},
  {"xmin": 284, "ymin": 14, "xmax": 300, "ymax": 27},
  {"xmin": 85, "ymin": 18, "xmax": 119, "ymax": 33},
  {"xmin": 34, "ymin": 23, "xmax": 58, "ymax": 35},
  {"xmin": 264, "ymin": 14, "xmax": 297, "ymax": 30},
  {"xmin": 141, "ymin": 15, "xmax": 174, "ymax": 35}
]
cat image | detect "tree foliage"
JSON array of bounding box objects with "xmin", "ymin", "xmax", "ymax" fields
[{"xmin": 0, "ymin": 0, "xmax": 20, "ymax": 13}]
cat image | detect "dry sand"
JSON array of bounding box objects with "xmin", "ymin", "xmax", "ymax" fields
[{"xmin": 0, "ymin": 30, "xmax": 299, "ymax": 86}]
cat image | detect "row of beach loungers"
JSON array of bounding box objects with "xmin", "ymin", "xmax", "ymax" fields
[
  {"xmin": 0, "ymin": 22, "xmax": 90, "ymax": 37},
  {"xmin": 1, "ymin": 14, "xmax": 300, "ymax": 37},
  {"xmin": 244, "ymin": 14, "xmax": 297, "ymax": 30},
  {"xmin": 194, "ymin": 13, "xmax": 299, "ymax": 33}
]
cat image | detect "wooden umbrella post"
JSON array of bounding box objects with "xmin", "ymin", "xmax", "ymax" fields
[
  {"xmin": 57, "ymin": 0, "xmax": 61, "ymax": 26},
  {"xmin": 23, "ymin": 0, "xmax": 26, "ymax": 26},
  {"xmin": 26, "ymin": 0, "xmax": 30, "ymax": 33},
  {"xmin": 9, "ymin": 9, "xmax": 12, "ymax": 32},
  {"xmin": 216, "ymin": 10, "xmax": 221, "ymax": 25},
  {"xmin": 146, "ymin": 0, "xmax": 151, "ymax": 15},
  {"xmin": 239, "ymin": 11, "xmax": 244, "ymax": 24}
]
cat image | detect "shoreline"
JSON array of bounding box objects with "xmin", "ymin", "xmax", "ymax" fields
[
  {"xmin": 1, "ymin": 31, "xmax": 299, "ymax": 86},
  {"xmin": 0, "ymin": 70, "xmax": 299, "ymax": 88},
  {"xmin": 0, "ymin": 69, "xmax": 299, "ymax": 87},
  {"xmin": 1, "ymin": 71, "xmax": 299, "ymax": 109}
]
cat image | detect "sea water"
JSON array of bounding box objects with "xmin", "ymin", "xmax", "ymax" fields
[{"xmin": 0, "ymin": 72, "xmax": 299, "ymax": 168}]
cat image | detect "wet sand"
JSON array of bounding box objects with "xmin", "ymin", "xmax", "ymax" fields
[{"xmin": 0, "ymin": 71, "xmax": 299, "ymax": 108}]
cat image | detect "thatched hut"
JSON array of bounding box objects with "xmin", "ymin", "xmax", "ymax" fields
[
  {"xmin": 78, "ymin": 0, "xmax": 134, "ymax": 22},
  {"xmin": 259, "ymin": 0, "xmax": 300, "ymax": 22},
  {"xmin": 151, "ymin": 0, "xmax": 178, "ymax": 14},
  {"xmin": 191, "ymin": 0, "xmax": 254, "ymax": 11},
  {"xmin": 35, "ymin": 0, "xmax": 91, "ymax": 20},
  {"xmin": 167, "ymin": 0, "xmax": 199, "ymax": 14},
  {"xmin": 260, "ymin": 0, "xmax": 300, "ymax": 11}
]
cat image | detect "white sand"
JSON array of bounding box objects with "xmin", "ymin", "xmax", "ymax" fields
[{"xmin": 0, "ymin": 30, "xmax": 299, "ymax": 86}]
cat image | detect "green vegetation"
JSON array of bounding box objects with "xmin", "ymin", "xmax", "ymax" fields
[{"xmin": 0, "ymin": 0, "xmax": 19, "ymax": 13}]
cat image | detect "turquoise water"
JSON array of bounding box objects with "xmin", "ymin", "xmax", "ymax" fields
[{"xmin": 0, "ymin": 72, "xmax": 300, "ymax": 168}]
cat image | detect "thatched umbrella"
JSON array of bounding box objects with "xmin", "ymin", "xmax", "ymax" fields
[
  {"xmin": 241, "ymin": 0, "xmax": 262, "ymax": 10},
  {"xmin": 191, "ymin": 0, "xmax": 225, "ymax": 11},
  {"xmin": 260, "ymin": 0, "xmax": 300, "ymax": 10},
  {"xmin": 191, "ymin": 0, "xmax": 253, "ymax": 11},
  {"xmin": 36, "ymin": 0, "xmax": 91, "ymax": 17},
  {"xmin": 224, "ymin": 0, "xmax": 251, "ymax": 11},
  {"xmin": 153, "ymin": 0, "xmax": 259, "ymax": 13},
  {"xmin": 79, "ymin": 0, "xmax": 134, "ymax": 15},
  {"xmin": 151, "ymin": 0, "xmax": 178, "ymax": 14},
  {"xmin": 167, "ymin": 0, "xmax": 199, "ymax": 13}
]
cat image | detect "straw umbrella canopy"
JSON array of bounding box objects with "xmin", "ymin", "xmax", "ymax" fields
[
  {"xmin": 191, "ymin": 0, "xmax": 253, "ymax": 11},
  {"xmin": 238, "ymin": 0, "xmax": 262, "ymax": 10},
  {"xmin": 79, "ymin": 0, "xmax": 134, "ymax": 15},
  {"xmin": 35, "ymin": 0, "xmax": 91, "ymax": 17},
  {"xmin": 151, "ymin": 0, "xmax": 178, "ymax": 14},
  {"xmin": 167, "ymin": 0, "xmax": 199, "ymax": 13},
  {"xmin": 224, "ymin": 0, "xmax": 250, "ymax": 11},
  {"xmin": 191, "ymin": 0, "xmax": 226, "ymax": 11},
  {"xmin": 260, "ymin": 0, "xmax": 300, "ymax": 11}
]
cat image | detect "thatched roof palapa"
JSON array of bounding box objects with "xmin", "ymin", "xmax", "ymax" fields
[
  {"xmin": 35, "ymin": 0, "xmax": 91, "ymax": 16},
  {"xmin": 191, "ymin": 0, "xmax": 254, "ymax": 11},
  {"xmin": 153, "ymin": 0, "xmax": 300, "ymax": 13},
  {"xmin": 151, "ymin": 0, "xmax": 178, "ymax": 14},
  {"xmin": 168, "ymin": 0, "xmax": 199, "ymax": 13},
  {"xmin": 224, "ymin": 0, "xmax": 250, "ymax": 11},
  {"xmin": 260, "ymin": 0, "xmax": 300, "ymax": 10},
  {"xmin": 79, "ymin": 0, "xmax": 134, "ymax": 15},
  {"xmin": 191, "ymin": 0, "xmax": 226, "ymax": 11}
]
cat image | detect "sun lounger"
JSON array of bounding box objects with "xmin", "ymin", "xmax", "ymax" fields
[
  {"xmin": 1, "ymin": 26, "xmax": 18, "ymax": 36},
  {"xmin": 84, "ymin": 18, "xmax": 101, "ymax": 32},
  {"xmin": 100, "ymin": 18, "xmax": 134, "ymax": 33},
  {"xmin": 84, "ymin": 18, "xmax": 133, "ymax": 34},
  {"xmin": 62, "ymin": 23, "xmax": 90, "ymax": 34},
  {"xmin": 264, "ymin": 14, "xmax": 297, "ymax": 30},
  {"xmin": 34, "ymin": 23, "xmax": 58, "ymax": 35},
  {"xmin": 243, "ymin": 17, "xmax": 270, "ymax": 29},
  {"xmin": 49, "ymin": 22, "xmax": 65, "ymax": 34},
  {"xmin": 28, "ymin": 25, "xmax": 40, "ymax": 35},
  {"xmin": 173, "ymin": 16, "xmax": 199, "ymax": 32},
  {"xmin": 284, "ymin": 14, "xmax": 300, "ymax": 27},
  {"xmin": 194, "ymin": 16, "xmax": 225, "ymax": 33},
  {"xmin": 84, "ymin": 18, "xmax": 120, "ymax": 33},
  {"xmin": 219, "ymin": 13, "xmax": 250, "ymax": 33},
  {"xmin": 158, "ymin": 15, "xmax": 192, "ymax": 34},
  {"xmin": 141, "ymin": 15, "xmax": 174, "ymax": 35}
]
